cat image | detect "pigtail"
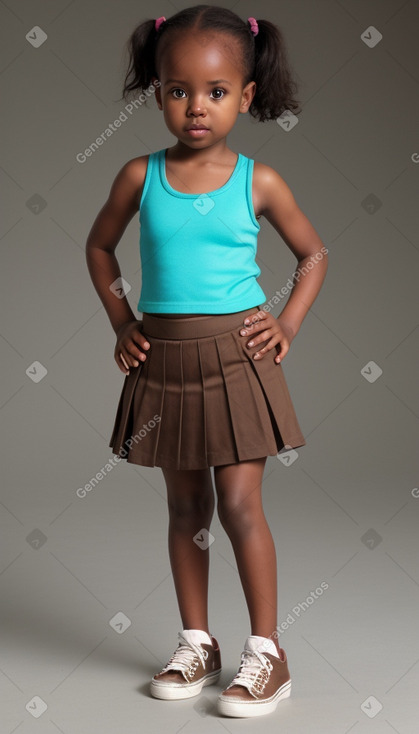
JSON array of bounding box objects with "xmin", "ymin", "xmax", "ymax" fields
[
  {"xmin": 249, "ymin": 18, "xmax": 301, "ymax": 123},
  {"xmin": 117, "ymin": 7, "xmax": 301, "ymax": 122},
  {"xmin": 120, "ymin": 18, "xmax": 160, "ymax": 102}
]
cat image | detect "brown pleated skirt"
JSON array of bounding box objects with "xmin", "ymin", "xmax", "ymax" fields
[{"xmin": 108, "ymin": 305, "xmax": 306, "ymax": 470}]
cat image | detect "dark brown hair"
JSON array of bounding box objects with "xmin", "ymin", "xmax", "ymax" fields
[{"xmin": 120, "ymin": 4, "xmax": 301, "ymax": 122}]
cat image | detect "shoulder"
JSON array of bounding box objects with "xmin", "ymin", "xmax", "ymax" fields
[
  {"xmin": 252, "ymin": 161, "xmax": 284, "ymax": 186},
  {"xmin": 252, "ymin": 161, "xmax": 297, "ymax": 217},
  {"xmin": 118, "ymin": 154, "xmax": 151, "ymax": 185},
  {"xmin": 114, "ymin": 154, "xmax": 152, "ymax": 207}
]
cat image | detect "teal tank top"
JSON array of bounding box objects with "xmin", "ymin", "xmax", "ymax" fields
[{"xmin": 137, "ymin": 148, "xmax": 267, "ymax": 314}]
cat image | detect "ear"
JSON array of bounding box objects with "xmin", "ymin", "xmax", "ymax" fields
[
  {"xmin": 151, "ymin": 77, "xmax": 163, "ymax": 109},
  {"xmin": 239, "ymin": 81, "xmax": 256, "ymax": 113}
]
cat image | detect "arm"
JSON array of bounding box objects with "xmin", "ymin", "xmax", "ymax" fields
[
  {"xmin": 85, "ymin": 157, "xmax": 146, "ymax": 334},
  {"xmin": 256, "ymin": 163, "xmax": 328, "ymax": 338}
]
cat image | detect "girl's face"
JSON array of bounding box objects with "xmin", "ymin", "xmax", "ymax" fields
[{"xmin": 152, "ymin": 32, "xmax": 256, "ymax": 148}]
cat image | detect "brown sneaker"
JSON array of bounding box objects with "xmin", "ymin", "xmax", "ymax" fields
[
  {"xmin": 150, "ymin": 629, "xmax": 222, "ymax": 700},
  {"xmin": 217, "ymin": 635, "xmax": 291, "ymax": 717}
]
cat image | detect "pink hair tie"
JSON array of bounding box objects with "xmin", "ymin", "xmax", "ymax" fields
[
  {"xmin": 248, "ymin": 17, "xmax": 259, "ymax": 36},
  {"xmin": 155, "ymin": 16, "xmax": 166, "ymax": 32}
]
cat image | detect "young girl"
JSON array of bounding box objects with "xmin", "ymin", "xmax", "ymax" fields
[{"xmin": 86, "ymin": 4, "xmax": 327, "ymax": 719}]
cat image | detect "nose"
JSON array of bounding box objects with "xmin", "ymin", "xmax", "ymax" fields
[{"xmin": 187, "ymin": 92, "xmax": 207, "ymax": 117}]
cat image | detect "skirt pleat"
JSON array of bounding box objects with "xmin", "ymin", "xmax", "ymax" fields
[
  {"xmin": 131, "ymin": 337, "xmax": 167, "ymax": 465},
  {"xmin": 108, "ymin": 306, "xmax": 306, "ymax": 470},
  {"xmin": 237, "ymin": 332, "xmax": 307, "ymax": 450},
  {"xmin": 213, "ymin": 333, "xmax": 278, "ymax": 461},
  {"xmin": 185, "ymin": 338, "xmax": 208, "ymax": 464},
  {"xmin": 152, "ymin": 339, "xmax": 184, "ymax": 467},
  {"xmin": 108, "ymin": 360, "xmax": 144, "ymax": 452}
]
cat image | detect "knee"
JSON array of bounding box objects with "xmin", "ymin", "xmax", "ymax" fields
[
  {"xmin": 168, "ymin": 491, "xmax": 214, "ymax": 528},
  {"xmin": 216, "ymin": 493, "xmax": 257, "ymax": 536}
]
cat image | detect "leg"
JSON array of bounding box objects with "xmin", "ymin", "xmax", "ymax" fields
[
  {"xmin": 214, "ymin": 457, "xmax": 281, "ymax": 655},
  {"xmin": 162, "ymin": 467, "xmax": 215, "ymax": 633}
]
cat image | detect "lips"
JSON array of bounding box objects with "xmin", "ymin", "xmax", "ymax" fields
[{"xmin": 187, "ymin": 126, "xmax": 209, "ymax": 130}]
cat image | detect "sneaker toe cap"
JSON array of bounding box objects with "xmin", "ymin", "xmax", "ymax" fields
[
  {"xmin": 220, "ymin": 684, "xmax": 254, "ymax": 701},
  {"xmin": 153, "ymin": 670, "xmax": 185, "ymax": 684}
]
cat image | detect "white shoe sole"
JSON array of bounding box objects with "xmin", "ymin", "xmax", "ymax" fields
[
  {"xmin": 150, "ymin": 668, "xmax": 221, "ymax": 700},
  {"xmin": 217, "ymin": 678, "xmax": 291, "ymax": 717}
]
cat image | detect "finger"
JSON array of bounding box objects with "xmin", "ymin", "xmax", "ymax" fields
[
  {"xmin": 242, "ymin": 315, "xmax": 261, "ymax": 333},
  {"xmin": 121, "ymin": 349, "xmax": 141, "ymax": 369},
  {"xmin": 117, "ymin": 352, "xmax": 130, "ymax": 375},
  {"xmin": 241, "ymin": 321, "xmax": 263, "ymax": 339},
  {"xmin": 252, "ymin": 336, "xmax": 278, "ymax": 359},
  {"xmin": 120, "ymin": 352, "xmax": 130, "ymax": 370},
  {"xmin": 243, "ymin": 313, "xmax": 270, "ymax": 338},
  {"xmin": 124, "ymin": 339, "xmax": 146, "ymax": 365},
  {"xmin": 244, "ymin": 310, "xmax": 266, "ymax": 326},
  {"xmin": 130, "ymin": 335, "xmax": 150, "ymax": 358},
  {"xmin": 247, "ymin": 328, "xmax": 272, "ymax": 348},
  {"xmin": 133, "ymin": 331, "xmax": 150, "ymax": 350},
  {"xmin": 275, "ymin": 340, "xmax": 290, "ymax": 363}
]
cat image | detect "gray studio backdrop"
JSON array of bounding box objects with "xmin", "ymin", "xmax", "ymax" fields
[{"xmin": 1, "ymin": 1, "xmax": 418, "ymax": 733}]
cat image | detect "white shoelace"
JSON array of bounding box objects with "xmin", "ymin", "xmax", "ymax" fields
[
  {"xmin": 159, "ymin": 632, "xmax": 209, "ymax": 680},
  {"xmin": 226, "ymin": 648, "xmax": 273, "ymax": 696}
]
